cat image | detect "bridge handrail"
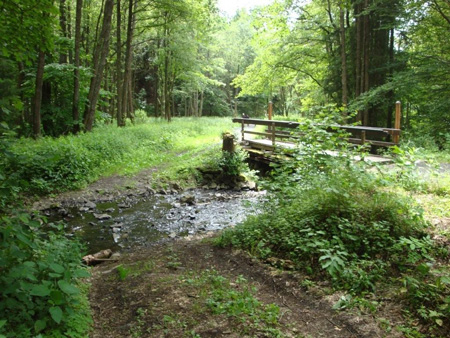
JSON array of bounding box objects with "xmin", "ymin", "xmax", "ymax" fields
[{"xmin": 232, "ymin": 117, "xmax": 401, "ymax": 146}]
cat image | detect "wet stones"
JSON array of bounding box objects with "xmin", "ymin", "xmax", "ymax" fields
[
  {"xmin": 179, "ymin": 194, "xmax": 196, "ymax": 205},
  {"xmin": 93, "ymin": 213, "xmax": 112, "ymax": 220}
]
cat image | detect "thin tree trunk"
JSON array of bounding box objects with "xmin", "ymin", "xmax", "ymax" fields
[
  {"xmin": 32, "ymin": 50, "xmax": 45, "ymax": 138},
  {"xmin": 164, "ymin": 34, "xmax": 171, "ymax": 122},
  {"xmin": 193, "ymin": 90, "xmax": 198, "ymax": 116},
  {"xmin": 128, "ymin": 76, "xmax": 133, "ymax": 120},
  {"xmin": 72, "ymin": 0, "xmax": 82, "ymax": 133},
  {"xmin": 199, "ymin": 90, "xmax": 204, "ymax": 117},
  {"xmin": 339, "ymin": 3, "xmax": 348, "ymax": 112},
  {"xmin": 83, "ymin": 0, "xmax": 114, "ymax": 131},
  {"xmin": 386, "ymin": 28, "xmax": 394, "ymax": 129},
  {"xmin": 233, "ymin": 64, "xmax": 240, "ymax": 117},
  {"xmin": 355, "ymin": 2, "xmax": 362, "ymax": 122},
  {"xmin": 82, "ymin": 0, "xmax": 90, "ymax": 60},
  {"xmin": 59, "ymin": 0, "xmax": 68, "ymax": 64},
  {"xmin": 362, "ymin": 0, "xmax": 370, "ymax": 126},
  {"xmin": 121, "ymin": 0, "xmax": 137, "ymax": 123},
  {"xmin": 116, "ymin": 0, "xmax": 124, "ymax": 126},
  {"xmin": 67, "ymin": 1, "xmax": 73, "ymax": 64},
  {"xmin": 94, "ymin": 0, "xmax": 105, "ymax": 53}
]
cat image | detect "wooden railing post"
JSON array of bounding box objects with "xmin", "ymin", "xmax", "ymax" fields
[
  {"xmin": 271, "ymin": 121, "xmax": 276, "ymax": 147},
  {"xmin": 361, "ymin": 131, "xmax": 366, "ymax": 145},
  {"xmin": 394, "ymin": 101, "xmax": 401, "ymax": 144},
  {"xmin": 241, "ymin": 120, "xmax": 245, "ymax": 141},
  {"xmin": 268, "ymin": 101, "xmax": 273, "ymax": 120}
]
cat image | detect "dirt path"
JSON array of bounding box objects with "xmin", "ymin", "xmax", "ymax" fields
[{"xmin": 89, "ymin": 235, "xmax": 392, "ymax": 338}]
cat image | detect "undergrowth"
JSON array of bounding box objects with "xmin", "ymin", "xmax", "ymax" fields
[
  {"xmin": 216, "ymin": 121, "xmax": 450, "ymax": 336},
  {"xmin": 0, "ymin": 212, "xmax": 92, "ymax": 337},
  {"xmin": 183, "ymin": 269, "xmax": 282, "ymax": 336},
  {"xmin": 0, "ymin": 117, "xmax": 233, "ymax": 199}
]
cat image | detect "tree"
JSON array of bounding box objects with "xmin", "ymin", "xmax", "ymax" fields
[
  {"xmin": 72, "ymin": 0, "xmax": 83, "ymax": 133},
  {"xmin": 83, "ymin": 0, "xmax": 114, "ymax": 131}
]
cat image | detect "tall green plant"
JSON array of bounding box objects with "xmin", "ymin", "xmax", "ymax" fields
[{"xmin": 0, "ymin": 212, "xmax": 91, "ymax": 337}]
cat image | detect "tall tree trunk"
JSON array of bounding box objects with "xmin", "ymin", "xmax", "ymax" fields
[
  {"xmin": 94, "ymin": 0, "xmax": 105, "ymax": 53},
  {"xmin": 386, "ymin": 28, "xmax": 395, "ymax": 129},
  {"xmin": 17, "ymin": 62, "xmax": 26, "ymax": 128},
  {"xmin": 362, "ymin": 0, "xmax": 370, "ymax": 126},
  {"xmin": 199, "ymin": 91, "xmax": 204, "ymax": 117},
  {"xmin": 233, "ymin": 64, "xmax": 240, "ymax": 117},
  {"xmin": 116, "ymin": 0, "xmax": 124, "ymax": 126},
  {"xmin": 59, "ymin": 0, "xmax": 68, "ymax": 64},
  {"xmin": 339, "ymin": 3, "xmax": 348, "ymax": 112},
  {"xmin": 72, "ymin": 0, "xmax": 82, "ymax": 133},
  {"xmin": 82, "ymin": 0, "xmax": 90, "ymax": 60},
  {"xmin": 355, "ymin": 1, "xmax": 362, "ymax": 122},
  {"xmin": 193, "ymin": 90, "xmax": 198, "ymax": 116},
  {"xmin": 32, "ymin": 50, "xmax": 45, "ymax": 138},
  {"xmin": 163, "ymin": 22, "xmax": 171, "ymax": 122},
  {"xmin": 121, "ymin": 0, "xmax": 137, "ymax": 123},
  {"xmin": 83, "ymin": 0, "xmax": 114, "ymax": 131},
  {"xmin": 67, "ymin": 1, "xmax": 73, "ymax": 64}
]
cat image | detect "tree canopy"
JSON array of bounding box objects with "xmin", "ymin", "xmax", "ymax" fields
[{"xmin": 0, "ymin": 0, "xmax": 448, "ymax": 145}]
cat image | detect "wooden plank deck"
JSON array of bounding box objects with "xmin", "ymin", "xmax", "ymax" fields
[{"xmin": 242, "ymin": 136, "xmax": 394, "ymax": 164}]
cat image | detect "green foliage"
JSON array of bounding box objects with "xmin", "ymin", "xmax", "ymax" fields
[
  {"xmin": 117, "ymin": 265, "xmax": 131, "ymax": 281},
  {"xmin": 217, "ymin": 147, "xmax": 249, "ymax": 177},
  {"xmin": 215, "ymin": 121, "xmax": 449, "ymax": 332},
  {"xmin": 1, "ymin": 117, "xmax": 233, "ymax": 197},
  {"xmin": 184, "ymin": 270, "xmax": 281, "ymax": 335},
  {"xmin": 0, "ymin": 212, "xmax": 92, "ymax": 337}
]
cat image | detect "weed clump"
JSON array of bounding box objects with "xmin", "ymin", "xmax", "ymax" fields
[
  {"xmin": 0, "ymin": 213, "xmax": 92, "ymax": 337},
  {"xmin": 216, "ymin": 121, "xmax": 449, "ymax": 335}
]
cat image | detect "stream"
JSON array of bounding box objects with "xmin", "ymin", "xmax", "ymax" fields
[{"xmin": 48, "ymin": 189, "xmax": 265, "ymax": 254}]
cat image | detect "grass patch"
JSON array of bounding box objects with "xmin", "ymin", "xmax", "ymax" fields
[{"xmin": 1, "ymin": 117, "xmax": 233, "ymax": 198}]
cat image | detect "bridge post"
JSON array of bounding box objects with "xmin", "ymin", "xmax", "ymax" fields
[
  {"xmin": 241, "ymin": 120, "xmax": 245, "ymax": 141},
  {"xmin": 268, "ymin": 101, "xmax": 273, "ymax": 120},
  {"xmin": 222, "ymin": 132, "xmax": 235, "ymax": 153},
  {"xmin": 394, "ymin": 101, "xmax": 401, "ymax": 144},
  {"xmin": 271, "ymin": 122, "xmax": 276, "ymax": 147}
]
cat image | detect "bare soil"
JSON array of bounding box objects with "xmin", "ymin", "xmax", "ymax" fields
[{"xmin": 89, "ymin": 234, "xmax": 397, "ymax": 338}]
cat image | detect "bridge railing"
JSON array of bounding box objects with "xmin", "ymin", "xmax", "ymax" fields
[{"xmin": 232, "ymin": 117, "xmax": 401, "ymax": 149}]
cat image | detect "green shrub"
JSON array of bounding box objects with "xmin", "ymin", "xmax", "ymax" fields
[
  {"xmin": 217, "ymin": 168, "xmax": 427, "ymax": 285},
  {"xmin": 217, "ymin": 147, "xmax": 249, "ymax": 177},
  {"xmin": 0, "ymin": 212, "xmax": 92, "ymax": 337}
]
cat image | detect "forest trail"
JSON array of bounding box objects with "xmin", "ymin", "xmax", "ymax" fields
[{"xmin": 89, "ymin": 236, "xmax": 396, "ymax": 338}]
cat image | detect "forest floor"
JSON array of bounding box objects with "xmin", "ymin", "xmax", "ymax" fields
[
  {"xmin": 33, "ymin": 158, "xmax": 449, "ymax": 337},
  {"xmin": 88, "ymin": 235, "xmax": 397, "ymax": 338}
]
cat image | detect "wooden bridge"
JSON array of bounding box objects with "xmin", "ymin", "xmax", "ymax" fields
[{"xmin": 232, "ymin": 117, "xmax": 401, "ymax": 164}]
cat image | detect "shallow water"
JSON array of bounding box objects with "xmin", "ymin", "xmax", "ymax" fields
[{"xmin": 54, "ymin": 189, "xmax": 265, "ymax": 254}]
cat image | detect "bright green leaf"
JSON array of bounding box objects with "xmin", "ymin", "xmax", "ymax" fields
[
  {"xmin": 57, "ymin": 280, "xmax": 79, "ymax": 295},
  {"xmin": 49, "ymin": 263, "xmax": 65, "ymax": 274},
  {"xmin": 49, "ymin": 306, "xmax": 63, "ymax": 324},
  {"xmin": 30, "ymin": 285, "xmax": 51, "ymax": 297},
  {"xmin": 34, "ymin": 319, "xmax": 46, "ymax": 333}
]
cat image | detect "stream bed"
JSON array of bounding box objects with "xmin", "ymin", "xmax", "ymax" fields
[{"xmin": 49, "ymin": 189, "xmax": 265, "ymax": 254}]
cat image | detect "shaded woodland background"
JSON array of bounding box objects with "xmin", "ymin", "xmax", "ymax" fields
[{"xmin": 0, "ymin": 0, "xmax": 449, "ymax": 147}]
